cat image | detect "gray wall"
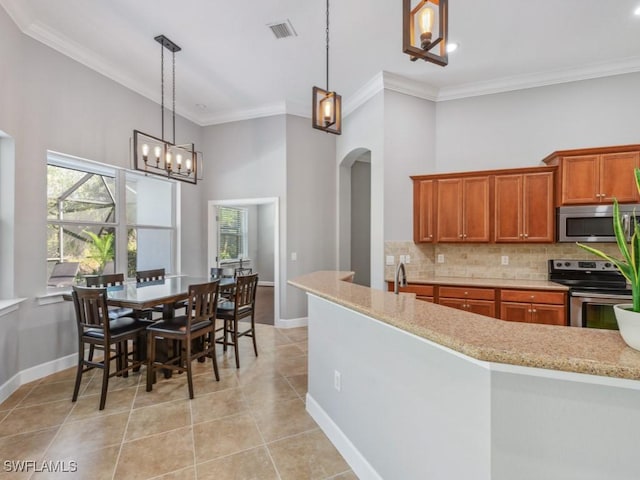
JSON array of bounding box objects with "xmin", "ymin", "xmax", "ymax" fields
[
  {"xmin": 257, "ymin": 203, "xmax": 275, "ymax": 282},
  {"xmin": 286, "ymin": 115, "xmax": 337, "ymax": 319},
  {"xmin": 435, "ymin": 72, "xmax": 640, "ymax": 172},
  {"xmin": 0, "ymin": 7, "xmax": 204, "ymax": 384},
  {"xmin": 350, "ymin": 159, "xmax": 371, "ymax": 286}
]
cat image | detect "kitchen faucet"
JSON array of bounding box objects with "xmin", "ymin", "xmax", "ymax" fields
[{"xmin": 394, "ymin": 261, "xmax": 407, "ymax": 294}]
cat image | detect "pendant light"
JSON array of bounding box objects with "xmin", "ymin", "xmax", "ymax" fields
[
  {"xmin": 312, "ymin": 0, "xmax": 342, "ymax": 135},
  {"xmin": 133, "ymin": 35, "xmax": 199, "ymax": 184},
  {"xmin": 403, "ymin": 0, "xmax": 449, "ymax": 66}
]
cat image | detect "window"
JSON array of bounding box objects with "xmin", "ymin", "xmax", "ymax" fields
[
  {"xmin": 217, "ymin": 206, "xmax": 247, "ymax": 262},
  {"xmin": 47, "ymin": 152, "xmax": 178, "ymax": 285}
]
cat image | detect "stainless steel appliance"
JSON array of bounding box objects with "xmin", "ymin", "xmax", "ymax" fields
[
  {"xmin": 557, "ymin": 204, "xmax": 640, "ymax": 242},
  {"xmin": 548, "ymin": 259, "xmax": 631, "ymax": 329}
]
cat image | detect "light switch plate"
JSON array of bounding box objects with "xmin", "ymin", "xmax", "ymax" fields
[
  {"xmin": 437, "ymin": 254, "xmax": 445, "ymax": 263},
  {"xmin": 501, "ymin": 256, "xmax": 509, "ymax": 265}
]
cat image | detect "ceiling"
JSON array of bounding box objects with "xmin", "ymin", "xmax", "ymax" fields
[{"xmin": 2, "ymin": 0, "xmax": 640, "ymax": 126}]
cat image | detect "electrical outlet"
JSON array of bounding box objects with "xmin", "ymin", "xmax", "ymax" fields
[
  {"xmin": 501, "ymin": 256, "xmax": 509, "ymax": 266},
  {"xmin": 437, "ymin": 254, "xmax": 445, "ymax": 263},
  {"xmin": 334, "ymin": 370, "xmax": 341, "ymax": 392},
  {"xmin": 386, "ymin": 255, "xmax": 395, "ymax": 266},
  {"xmin": 405, "ymin": 255, "xmax": 411, "ymax": 264},
  {"xmin": 399, "ymin": 255, "xmax": 406, "ymax": 263},
  {"xmin": 291, "ymin": 252, "xmax": 297, "ymax": 261}
]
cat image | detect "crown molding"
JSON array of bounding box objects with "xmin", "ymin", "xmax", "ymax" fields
[
  {"xmin": 382, "ymin": 71, "xmax": 439, "ymax": 101},
  {"xmin": 342, "ymin": 72, "xmax": 384, "ymax": 117},
  {"xmin": 200, "ymin": 103, "xmax": 287, "ymax": 126},
  {"xmin": 437, "ymin": 56, "xmax": 640, "ymax": 101}
]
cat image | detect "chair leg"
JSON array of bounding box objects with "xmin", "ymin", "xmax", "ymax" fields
[
  {"xmin": 185, "ymin": 339, "xmax": 194, "ymax": 399},
  {"xmin": 122, "ymin": 341, "xmax": 129, "ymax": 378},
  {"xmin": 146, "ymin": 333, "xmax": 155, "ymax": 392},
  {"xmin": 72, "ymin": 342, "xmax": 84, "ymax": 402},
  {"xmin": 222, "ymin": 319, "xmax": 229, "ymax": 352},
  {"xmin": 99, "ymin": 353, "xmax": 110, "ymax": 410},
  {"xmin": 233, "ymin": 318, "xmax": 240, "ymax": 368},
  {"xmin": 209, "ymin": 332, "xmax": 220, "ymax": 381},
  {"xmin": 251, "ymin": 314, "xmax": 258, "ymax": 357}
]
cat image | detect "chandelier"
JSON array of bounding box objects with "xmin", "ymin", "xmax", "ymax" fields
[
  {"xmin": 312, "ymin": 0, "xmax": 342, "ymax": 135},
  {"xmin": 133, "ymin": 35, "xmax": 199, "ymax": 184},
  {"xmin": 402, "ymin": 0, "xmax": 449, "ymax": 66}
]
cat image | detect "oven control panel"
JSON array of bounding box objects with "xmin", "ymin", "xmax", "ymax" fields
[{"xmin": 549, "ymin": 259, "xmax": 617, "ymax": 272}]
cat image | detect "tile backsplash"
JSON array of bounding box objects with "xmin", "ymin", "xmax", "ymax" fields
[{"xmin": 384, "ymin": 241, "xmax": 621, "ymax": 281}]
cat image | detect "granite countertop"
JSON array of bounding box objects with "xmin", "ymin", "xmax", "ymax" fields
[
  {"xmin": 385, "ymin": 275, "xmax": 568, "ymax": 291},
  {"xmin": 290, "ymin": 271, "xmax": 640, "ymax": 381}
]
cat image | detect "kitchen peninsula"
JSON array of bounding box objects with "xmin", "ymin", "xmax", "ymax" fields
[{"xmin": 290, "ymin": 271, "xmax": 640, "ymax": 480}]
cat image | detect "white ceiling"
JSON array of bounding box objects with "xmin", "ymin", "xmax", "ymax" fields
[{"xmin": 2, "ymin": 0, "xmax": 640, "ymax": 126}]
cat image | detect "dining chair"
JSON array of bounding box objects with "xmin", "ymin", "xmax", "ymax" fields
[
  {"xmin": 136, "ymin": 268, "xmax": 166, "ymax": 283},
  {"xmin": 234, "ymin": 267, "xmax": 253, "ymax": 276},
  {"xmin": 216, "ymin": 273, "xmax": 259, "ymax": 368},
  {"xmin": 71, "ymin": 286, "xmax": 148, "ymax": 410},
  {"xmin": 146, "ymin": 280, "xmax": 221, "ymax": 399},
  {"xmin": 85, "ymin": 273, "xmax": 134, "ymax": 318}
]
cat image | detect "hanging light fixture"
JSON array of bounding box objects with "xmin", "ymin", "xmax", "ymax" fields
[
  {"xmin": 133, "ymin": 35, "xmax": 199, "ymax": 184},
  {"xmin": 312, "ymin": 0, "xmax": 342, "ymax": 135},
  {"xmin": 402, "ymin": 0, "xmax": 449, "ymax": 66}
]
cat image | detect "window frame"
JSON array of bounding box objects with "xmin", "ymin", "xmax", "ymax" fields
[{"xmin": 216, "ymin": 205, "xmax": 248, "ymax": 264}]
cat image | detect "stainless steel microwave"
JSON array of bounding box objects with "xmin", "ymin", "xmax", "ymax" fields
[{"xmin": 557, "ymin": 204, "xmax": 640, "ymax": 242}]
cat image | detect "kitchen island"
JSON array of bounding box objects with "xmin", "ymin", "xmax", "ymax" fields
[{"xmin": 290, "ymin": 271, "xmax": 640, "ymax": 480}]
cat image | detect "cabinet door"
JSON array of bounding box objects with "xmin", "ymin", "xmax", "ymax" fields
[
  {"xmin": 413, "ymin": 179, "xmax": 435, "ymax": 243},
  {"xmin": 436, "ymin": 178, "xmax": 464, "ymax": 242},
  {"xmin": 438, "ymin": 298, "xmax": 467, "ymax": 311},
  {"xmin": 522, "ymin": 172, "xmax": 555, "ymax": 242},
  {"xmin": 416, "ymin": 296, "xmax": 434, "ymax": 303},
  {"xmin": 531, "ymin": 304, "xmax": 566, "ymax": 326},
  {"xmin": 600, "ymin": 152, "xmax": 640, "ymax": 203},
  {"xmin": 494, "ymin": 174, "xmax": 524, "ymax": 242},
  {"xmin": 466, "ymin": 299, "xmax": 496, "ymax": 318},
  {"xmin": 463, "ymin": 176, "xmax": 491, "ymax": 242},
  {"xmin": 561, "ymin": 155, "xmax": 599, "ymax": 204},
  {"xmin": 500, "ymin": 302, "xmax": 531, "ymax": 323}
]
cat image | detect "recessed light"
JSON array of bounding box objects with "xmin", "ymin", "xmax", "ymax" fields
[
  {"xmin": 635, "ymin": 6, "xmax": 640, "ymax": 15},
  {"xmin": 446, "ymin": 43, "xmax": 459, "ymax": 53}
]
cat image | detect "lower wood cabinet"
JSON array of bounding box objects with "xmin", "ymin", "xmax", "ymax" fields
[
  {"xmin": 437, "ymin": 286, "xmax": 496, "ymax": 317},
  {"xmin": 499, "ymin": 289, "xmax": 567, "ymax": 326}
]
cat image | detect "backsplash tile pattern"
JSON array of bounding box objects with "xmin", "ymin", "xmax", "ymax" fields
[{"xmin": 385, "ymin": 242, "xmax": 621, "ymax": 281}]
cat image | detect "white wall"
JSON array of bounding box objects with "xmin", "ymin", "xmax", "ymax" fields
[
  {"xmin": 436, "ymin": 72, "xmax": 640, "ymax": 172},
  {"xmin": 286, "ymin": 115, "xmax": 337, "ymax": 319},
  {"xmin": 350, "ymin": 159, "xmax": 371, "ymax": 286}
]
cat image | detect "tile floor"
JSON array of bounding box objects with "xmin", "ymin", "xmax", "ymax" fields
[{"xmin": 0, "ymin": 324, "xmax": 358, "ymax": 480}]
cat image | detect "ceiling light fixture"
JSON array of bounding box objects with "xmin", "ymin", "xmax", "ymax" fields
[
  {"xmin": 312, "ymin": 0, "xmax": 342, "ymax": 135},
  {"xmin": 403, "ymin": 0, "xmax": 449, "ymax": 66},
  {"xmin": 133, "ymin": 35, "xmax": 199, "ymax": 184}
]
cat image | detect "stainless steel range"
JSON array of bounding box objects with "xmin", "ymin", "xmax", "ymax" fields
[{"xmin": 548, "ymin": 259, "xmax": 631, "ymax": 329}]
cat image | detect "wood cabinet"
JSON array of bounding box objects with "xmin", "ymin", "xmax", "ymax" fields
[
  {"xmin": 543, "ymin": 146, "xmax": 640, "ymax": 205},
  {"xmin": 436, "ymin": 176, "xmax": 491, "ymax": 243},
  {"xmin": 437, "ymin": 286, "xmax": 496, "ymax": 317},
  {"xmin": 387, "ymin": 283, "xmax": 435, "ymax": 302},
  {"xmin": 500, "ymin": 289, "xmax": 566, "ymax": 326},
  {"xmin": 413, "ymin": 179, "xmax": 435, "ymax": 243},
  {"xmin": 494, "ymin": 169, "xmax": 555, "ymax": 243}
]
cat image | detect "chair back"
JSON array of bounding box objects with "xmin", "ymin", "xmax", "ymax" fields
[
  {"xmin": 211, "ymin": 267, "xmax": 234, "ymax": 279},
  {"xmin": 86, "ymin": 273, "xmax": 126, "ymax": 288},
  {"xmin": 136, "ymin": 268, "xmax": 166, "ymax": 283},
  {"xmin": 233, "ymin": 273, "xmax": 259, "ymax": 309},
  {"xmin": 186, "ymin": 281, "xmax": 219, "ymax": 328},
  {"xmin": 72, "ymin": 286, "xmax": 110, "ymax": 335},
  {"xmin": 234, "ymin": 267, "xmax": 253, "ymax": 277}
]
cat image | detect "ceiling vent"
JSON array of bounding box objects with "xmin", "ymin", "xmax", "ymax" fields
[{"xmin": 267, "ymin": 19, "xmax": 298, "ymax": 39}]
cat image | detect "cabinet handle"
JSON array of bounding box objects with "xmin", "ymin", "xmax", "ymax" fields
[
  {"xmin": 528, "ymin": 309, "xmax": 532, "ymax": 313},
  {"xmin": 429, "ymin": 235, "xmax": 433, "ymax": 238},
  {"xmin": 524, "ymin": 234, "xmax": 528, "ymax": 238},
  {"xmin": 459, "ymin": 234, "xmax": 463, "ymax": 238},
  {"xmin": 532, "ymin": 309, "xmax": 537, "ymax": 313},
  {"xmin": 464, "ymin": 291, "xmax": 468, "ymax": 295}
]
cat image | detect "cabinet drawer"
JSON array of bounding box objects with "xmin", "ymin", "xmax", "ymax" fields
[
  {"xmin": 500, "ymin": 289, "xmax": 565, "ymax": 305},
  {"xmin": 387, "ymin": 283, "xmax": 435, "ymax": 297},
  {"xmin": 438, "ymin": 286, "xmax": 495, "ymax": 300}
]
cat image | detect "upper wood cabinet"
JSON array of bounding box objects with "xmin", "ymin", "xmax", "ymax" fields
[
  {"xmin": 543, "ymin": 145, "xmax": 640, "ymax": 205},
  {"xmin": 413, "ymin": 179, "xmax": 435, "ymax": 243},
  {"xmin": 436, "ymin": 176, "xmax": 491, "ymax": 242},
  {"xmin": 494, "ymin": 169, "xmax": 555, "ymax": 243}
]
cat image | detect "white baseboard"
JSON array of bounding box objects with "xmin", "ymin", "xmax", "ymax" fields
[
  {"xmin": 0, "ymin": 353, "xmax": 77, "ymax": 405},
  {"xmin": 258, "ymin": 281, "xmax": 274, "ymax": 287},
  {"xmin": 275, "ymin": 316, "xmax": 308, "ymax": 328},
  {"xmin": 306, "ymin": 393, "xmax": 383, "ymax": 480}
]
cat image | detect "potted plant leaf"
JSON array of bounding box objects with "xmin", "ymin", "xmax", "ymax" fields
[{"xmin": 577, "ymin": 167, "xmax": 640, "ymax": 350}]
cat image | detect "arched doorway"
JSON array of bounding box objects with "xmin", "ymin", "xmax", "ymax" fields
[{"xmin": 339, "ymin": 148, "xmax": 371, "ymax": 287}]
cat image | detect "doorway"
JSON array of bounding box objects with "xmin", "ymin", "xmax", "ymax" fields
[{"xmin": 208, "ymin": 197, "xmax": 279, "ymax": 324}]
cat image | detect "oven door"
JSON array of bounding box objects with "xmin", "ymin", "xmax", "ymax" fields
[{"xmin": 569, "ymin": 291, "xmax": 632, "ymax": 329}]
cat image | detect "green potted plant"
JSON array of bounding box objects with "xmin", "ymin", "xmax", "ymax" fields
[{"xmin": 577, "ymin": 167, "xmax": 640, "ymax": 350}]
